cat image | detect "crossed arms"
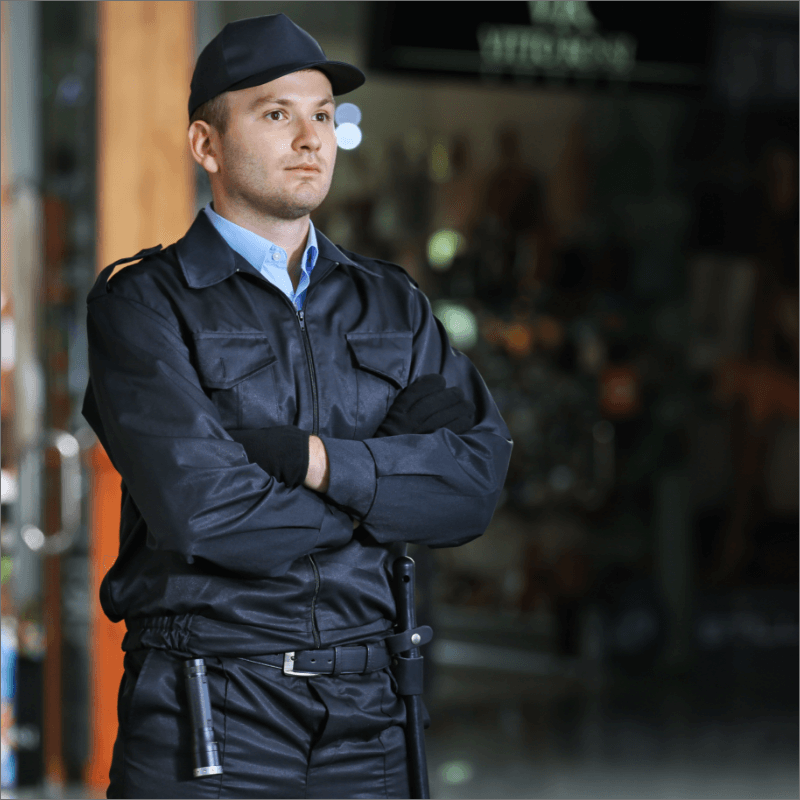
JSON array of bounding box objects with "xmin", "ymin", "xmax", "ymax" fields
[
  {"xmin": 82, "ymin": 289, "xmax": 513, "ymax": 578},
  {"xmin": 226, "ymin": 372, "xmax": 475, "ymax": 516}
]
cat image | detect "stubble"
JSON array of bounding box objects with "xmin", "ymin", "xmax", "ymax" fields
[{"xmin": 221, "ymin": 134, "xmax": 334, "ymax": 222}]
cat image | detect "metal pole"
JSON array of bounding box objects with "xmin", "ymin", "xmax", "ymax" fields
[{"xmin": 393, "ymin": 555, "xmax": 431, "ymax": 799}]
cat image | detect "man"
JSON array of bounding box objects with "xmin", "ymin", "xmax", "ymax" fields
[{"xmin": 82, "ymin": 13, "xmax": 512, "ymax": 799}]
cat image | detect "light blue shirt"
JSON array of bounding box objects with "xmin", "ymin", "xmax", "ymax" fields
[{"xmin": 203, "ymin": 202, "xmax": 318, "ymax": 311}]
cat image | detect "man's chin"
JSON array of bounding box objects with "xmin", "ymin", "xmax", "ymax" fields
[
  {"xmin": 277, "ymin": 202, "xmax": 321, "ymax": 220},
  {"xmin": 246, "ymin": 200, "xmax": 316, "ymax": 221},
  {"xmin": 270, "ymin": 190, "xmax": 328, "ymax": 220},
  {"xmin": 237, "ymin": 185, "xmax": 329, "ymax": 221}
]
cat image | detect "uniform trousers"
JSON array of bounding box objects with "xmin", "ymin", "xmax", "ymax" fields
[{"xmin": 107, "ymin": 647, "xmax": 411, "ymax": 799}]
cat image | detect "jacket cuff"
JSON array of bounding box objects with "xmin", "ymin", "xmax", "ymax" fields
[{"xmin": 318, "ymin": 436, "xmax": 377, "ymax": 520}]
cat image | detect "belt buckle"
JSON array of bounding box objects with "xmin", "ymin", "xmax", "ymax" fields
[{"xmin": 283, "ymin": 652, "xmax": 318, "ymax": 677}]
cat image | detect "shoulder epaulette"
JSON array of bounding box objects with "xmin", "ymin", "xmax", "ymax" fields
[
  {"xmin": 336, "ymin": 246, "xmax": 421, "ymax": 289},
  {"xmin": 371, "ymin": 257, "xmax": 420, "ymax": 289},
  {"xmin": 108, "ymin": 244, "xmax": 164, "ymax": 270},
  {"xmin": 88, "ymin": 245, "xmax": 163, "ymax": 302}
]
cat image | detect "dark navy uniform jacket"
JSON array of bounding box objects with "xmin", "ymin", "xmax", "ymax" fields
[{"xmin": 81, "ymin": 210, "xmax": 513, "ymax": 657}]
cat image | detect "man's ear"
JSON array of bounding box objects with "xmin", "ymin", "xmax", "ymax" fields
[{"xmin": 188, "ymin": 120, "xmax": 220, "ymax": 174}]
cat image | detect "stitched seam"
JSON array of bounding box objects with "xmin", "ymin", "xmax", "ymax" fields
[
  {"xmin": 345, "ymin": 331, "xmax": 413, "ymax": 339},
  {"xmin": 192, "ymin": 331, "xmax": 273, "ymax": 340}
]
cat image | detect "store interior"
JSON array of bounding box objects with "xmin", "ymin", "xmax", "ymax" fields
[{"xmin": 1, "ymin": 2, "xmax": 797, "ymax": 798}]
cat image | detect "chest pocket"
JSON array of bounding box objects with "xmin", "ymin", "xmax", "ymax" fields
[
  {"xmin": 345, "ymin": 331, "xmax": 412, "ymax": 439},
  {"xmin": 192, "ymin": 331, "xmax": 278, "ymax": 429}
]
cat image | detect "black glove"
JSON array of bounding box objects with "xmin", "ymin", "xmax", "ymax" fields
[
  {"xmin": 375, "ymin": 373, "xmax": 476, "ymax": 437},
  {"xmin": 228, "ymin": 425, "xmax": 309, "ymax": 488}
]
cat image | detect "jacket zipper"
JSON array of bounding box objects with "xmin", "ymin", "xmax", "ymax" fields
[
  {"xmin": 296, "ymin": 302, "xmax": 322, "ymax": 648},
  {"xmin": 250, "ymin": 272, "xmax": 327, "ymax": 649},
  {"xmin": 296, "ymin": 308, "xmax": 319, "ymax": 436}
]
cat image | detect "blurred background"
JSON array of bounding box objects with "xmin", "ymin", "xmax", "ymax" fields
[{"xmin": 1, "ymin": 2, "xmax": 797, "ymax": 798}]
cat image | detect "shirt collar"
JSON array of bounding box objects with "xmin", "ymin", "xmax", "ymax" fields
[
  {"xmin": 175, "ymin": 208, "xmax": 375, "ymax": 290},
  {"xmin": 304, "ymin": 221, "xmax": 318, "ymax": 276},
  {"xmin": 203, "ymin": 202, "xmax": 318, "ymax": 277}
]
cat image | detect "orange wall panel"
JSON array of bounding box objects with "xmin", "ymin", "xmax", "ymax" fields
[
  {"xmin": 97, "ymin": 0, "xmax": 195, "ymax": 267},
  {"xmin": 87, "ymin": 1, "xmax": 194, "ymax": 791}
]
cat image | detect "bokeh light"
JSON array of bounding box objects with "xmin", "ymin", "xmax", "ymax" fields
[
  {"xmin": 440, "ymin": 759, "xmax": 474, "ymax": 785},
  {"xmin": 433, "ymin": 301, "xmax": 478, "ymax": 350},
  {"xmin": 429, "ymin": 136, "xmax": 450, "ymax": 182},
  {"xmin": 334, "ymin": 102, "xmax": 362, "ymax": 126},
  {"xmin": 335, "ymin": 122, "xmax": 362, "ymax": 150},
  {"xmin": 427, "ymin": 229, "xmax": 463, "ymax": 270}
]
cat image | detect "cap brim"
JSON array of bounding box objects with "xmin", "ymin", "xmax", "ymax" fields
[{"xmin": 226, "ymin": 60, "xmax": 366, "ymax": 97}]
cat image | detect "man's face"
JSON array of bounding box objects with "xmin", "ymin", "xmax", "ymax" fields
[{"xmin": 213, "ymin": 69, "xmax": 337, "ymax": 220}]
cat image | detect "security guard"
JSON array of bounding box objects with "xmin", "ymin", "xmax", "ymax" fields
[{"xmin": 82, "ymin": 13, "xmax": 512, "ymax": 799}]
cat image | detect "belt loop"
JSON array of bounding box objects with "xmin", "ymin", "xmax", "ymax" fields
[
  {"xmin": 365, "ymin": 643, "xmax": 375, "ymax": 673},
  {"xmin": 332, "ymin": 645, "xmax": 343, "ymax": 676}
]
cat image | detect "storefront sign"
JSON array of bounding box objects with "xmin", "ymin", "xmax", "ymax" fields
[
  {"xmin": 477, "ymin": 2, "xmax": 636, "ymax": 78},
  {"xmin": 367, "ymin": 1, "xmax": 716, "ymax": 94}
]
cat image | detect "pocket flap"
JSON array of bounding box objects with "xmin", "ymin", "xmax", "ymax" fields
[
  {"xmin": 345, "ymin": 331, "xmax": 413, "ymax": 389},
  {"xmin": 192, "ymin": 331, "xmax": 277, "ymax": 389}
]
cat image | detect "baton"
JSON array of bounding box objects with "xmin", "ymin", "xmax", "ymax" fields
[
  {"xmin": 393, "ymin": 555, "xmax": 431, "ymax": 800},
  {"xmin": 184, "ymin": 658, "xmax": 223, "ymax": 778}
]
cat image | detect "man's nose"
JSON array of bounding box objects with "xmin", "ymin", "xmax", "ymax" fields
[{"xmin": 293, "ymin": 118, "xmax": 321, "ymax": 151}]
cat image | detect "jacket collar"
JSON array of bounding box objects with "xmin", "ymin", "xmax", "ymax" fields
[{"xmin": 175, "ymin": 209, "xmax": 375, "ymax": 289}]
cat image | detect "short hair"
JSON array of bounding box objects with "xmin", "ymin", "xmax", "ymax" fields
[{"xmin": 189, "ymin": 92, "xmax": 229, "ymax": 135}]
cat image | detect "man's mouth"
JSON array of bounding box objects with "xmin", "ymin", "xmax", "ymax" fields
[{"xmin": 288, "ymin": 164, "xmax": 320, "ymax": 172}]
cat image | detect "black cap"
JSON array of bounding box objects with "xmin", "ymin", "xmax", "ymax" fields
[{"xmin": 189, "ymin": 14, "xmax": 366, "ymax": 119}]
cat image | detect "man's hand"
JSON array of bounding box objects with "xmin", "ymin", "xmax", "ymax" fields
[
  {"xmin": 304, "ymin": 433, "xmax": 329, "ymax": 493},
  {"xmin": 229, "ymin": 427, "xmax": 354, "ymax": 525},
  {"xmin": 375, "ymin": 373, "xmax": 476, "ymax": 437},
  {"xmin": 228, "ymin": 425, "xmax": 310, "ymax": 489}
]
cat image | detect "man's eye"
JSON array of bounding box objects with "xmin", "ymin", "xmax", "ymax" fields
[
  {"xmin": 266, "ymin": 110, "xmax": 284, "ymax": 121},
  {"xmin": 314, "ymin": 112, "xmax": 331, "ymax": 122}
]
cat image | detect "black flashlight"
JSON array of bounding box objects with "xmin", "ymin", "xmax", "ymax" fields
[{"xmin": 183, "ymin": 658, "xmax": 223, "ymax": 778}]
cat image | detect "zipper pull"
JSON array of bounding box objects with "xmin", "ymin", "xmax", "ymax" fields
[{"xmin": 297, "ymin": 308, "xmax": 305, "ymax": 330}]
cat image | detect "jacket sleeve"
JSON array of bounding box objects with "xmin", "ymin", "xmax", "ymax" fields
[
  {"xmin": 319, "ymin": 287, "xmax": 513, "ymax": 548},
  {"xmin": 82, "ymin": 291, "xmax": 353, "ymax": 578}
]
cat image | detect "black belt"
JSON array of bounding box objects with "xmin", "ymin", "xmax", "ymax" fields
[{"xmin": 238, "ymin": 641, "xmax": 392, "ymax": 676}]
